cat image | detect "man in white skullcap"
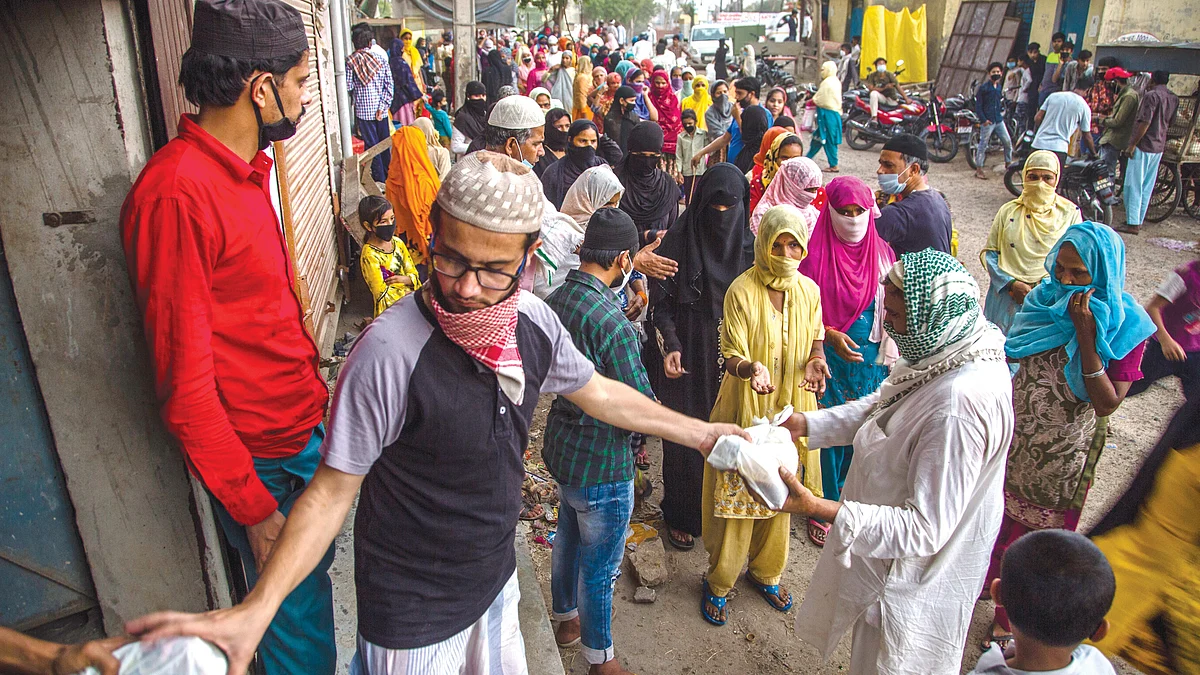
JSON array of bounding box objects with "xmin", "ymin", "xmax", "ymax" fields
[
  {"xmin": 465, "ymin": 93, "xmax": 546, "ymax": 161},
  {"xmin": 131, "ymin": 151, "xmax": 749, "ymax": 675}
]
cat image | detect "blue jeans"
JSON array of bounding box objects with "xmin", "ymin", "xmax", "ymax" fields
[
  {"xmin": 211, "ymin": 425, "xmax": 337, "ymax": 675},
  {"xmin": 1124, "ymin": 148, "xmax": 1163, "ymax": 226},
  {"xmin": 357, "ymin": 117, "xmax": 391, "ymax": 183},
  {"xmin": 551, "ymin": 480, "xmax": 634, "ymax": 665},
  {"xmin": 976, "ymin": 119, "xmax": 1013, "ymax": 169}
]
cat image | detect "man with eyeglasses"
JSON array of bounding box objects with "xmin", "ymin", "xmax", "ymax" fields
[{"xmin": 128, "ymin": 152, "xmax": 749, "ymax": 675}]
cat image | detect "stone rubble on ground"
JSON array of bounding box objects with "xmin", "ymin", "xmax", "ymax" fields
[
  {"xmin": 628, "ymin": 536, "xmax": 668, "ymax": 587},
  {"xmin": 633, "ymin": 586, "xmax": 656, "ymax": 603}
]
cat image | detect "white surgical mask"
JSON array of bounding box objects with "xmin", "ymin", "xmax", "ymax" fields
[
  {"xmin": 611, "ymin": 255, "xmax": 634, "ymax": 293},
  {"xmin": 876, "ymin": 64, "xmax": 886, "ymax": 72},
  {"xmin": 830, "ymin": 210, "xmax": 870, "ymax": 243}
]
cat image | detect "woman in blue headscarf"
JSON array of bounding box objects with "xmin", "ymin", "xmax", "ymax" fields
[{"xmin": 981, "ymin": 220, "xmax": 1155, "ymax": 649}]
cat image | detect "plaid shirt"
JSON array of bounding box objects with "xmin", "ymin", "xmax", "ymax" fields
[
  {"xmin": 544, "ymin": 270, "xmax": 654, "ymax": 487},
  {"xmin": 346, "ymin": 50, "xmax": 394, "ymax": 121}
]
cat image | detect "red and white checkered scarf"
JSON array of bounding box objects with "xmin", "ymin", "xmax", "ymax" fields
[{"xmin": 430, "ymin": 290, "xmax": 526, "ymax": 404}]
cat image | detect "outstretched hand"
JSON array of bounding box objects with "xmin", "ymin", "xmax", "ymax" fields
[
  {"xmin": 697, "ymin": 422, "xmax": 752, "ymax": 457},
  {"xmin": 633, "ymin": 231, "xmax": 678, "ymax": 280},
  {"xmin": 50, "ymin": 635, "xmax": 132, "ymax": 675}
]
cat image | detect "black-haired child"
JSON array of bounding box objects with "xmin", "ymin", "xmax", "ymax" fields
[{"xmin": 358, "ymin": 195, "xmax": 420, "ymax": 317}]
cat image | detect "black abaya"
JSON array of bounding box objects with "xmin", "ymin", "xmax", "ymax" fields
[{"xmin": 649, "ymin": 163, "xmax": 753, "ymax": 536}]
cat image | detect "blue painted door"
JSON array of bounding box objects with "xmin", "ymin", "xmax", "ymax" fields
[
  {"xmin": 1058, "ymin": 0, "xmax": 1090, "ymax": 52},
  {"xmin": 0, "ymin": 242, "xmax": 98, "ymax": 631}
]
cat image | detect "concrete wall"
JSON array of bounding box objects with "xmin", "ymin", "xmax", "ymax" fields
[
  {"xmin": 1095, "ymin": 0, "xmax": 1200, "ymax": 44},
  {"xmin": 0, "ymin": 0, "xmax": 209, "ymax": 635}
]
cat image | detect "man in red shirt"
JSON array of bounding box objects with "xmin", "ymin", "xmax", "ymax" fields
[{"xmin": 119, "ymin": 1, "xmax": 334, "ymax": 672}]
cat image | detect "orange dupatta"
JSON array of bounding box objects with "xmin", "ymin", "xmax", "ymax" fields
[{"xmin": 385, "ymin": 126, "xmax": 440, "ymax": 262}]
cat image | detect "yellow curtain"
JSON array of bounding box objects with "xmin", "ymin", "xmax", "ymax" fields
[{"xmin": 860, "ymin": 5, "xmax": 928, "ymax": 83}]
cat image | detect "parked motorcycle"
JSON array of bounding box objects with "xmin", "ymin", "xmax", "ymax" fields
[
  {"xmin": 843, "ymin": 84, "xmax": 958, "ymax": 162},
  {"xmin": 1004, "ymin": 138, "xmax": 1119, "ymax": 226}
]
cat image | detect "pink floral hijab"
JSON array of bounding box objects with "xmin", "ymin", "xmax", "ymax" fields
[{"xmin": 750, "ymin": 157, "xmax": 822, "ymax": 235}]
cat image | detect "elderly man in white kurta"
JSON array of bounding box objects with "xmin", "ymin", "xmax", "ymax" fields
[{"xmin": 771, "ymin": 250, "xmax": 1014, "ymax": 674}]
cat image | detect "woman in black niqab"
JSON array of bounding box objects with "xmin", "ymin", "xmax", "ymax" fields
[
  {"xmin": 541, "ymin": 119, "xmax": 607, "ymax": 208},
  {"xmin": 484, "ymin": 48, "xmax": 511, "ymax": 102},
  {"xmin": 615, "ymin": 122, "xmax": 679, "ymax": 245},
  {"xmin": 647, "ymin": 162, "xmax": 753, "ymax": 547},
  {"xmin": 453, "ymin": 80, "xmax": 489, "ymax": 146}
]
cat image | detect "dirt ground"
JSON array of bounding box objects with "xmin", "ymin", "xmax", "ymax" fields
[{"xmin": 519, "ymin": 139, "xmax": 1196, "ymax": 675}]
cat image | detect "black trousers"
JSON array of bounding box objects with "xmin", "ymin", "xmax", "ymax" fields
[{"xmin": 1127, "ymin": 338, "xmax": 1200, "ymax": 401}]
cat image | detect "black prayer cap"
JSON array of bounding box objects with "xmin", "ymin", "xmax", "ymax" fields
[
  {"xmin": 882, "ymin": 133, "xmax": 928, "ymax": 161},
  {"xmin": 583, "ymin": 208, "xmax": 639, "ymax": 252},
  {"xmin": 466, "ymin": 81, "xmax": 487, "ymax": 97},
  {"xmin": 615, "ymin": 85, "xmax": 636, "ymax": 100},
  {"xmin": 191, "ymin": 0, "xmax": 309, "ymax": 61}
]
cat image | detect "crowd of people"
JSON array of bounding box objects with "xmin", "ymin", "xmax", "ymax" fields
[{"xmin": 7, "ymin": 1, "xmax": 1197, "ymax": 675}]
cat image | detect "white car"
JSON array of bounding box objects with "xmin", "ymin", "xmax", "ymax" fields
[{"xmin": 690, "ymin": 24, "xmax": 728, "ymax": 63}]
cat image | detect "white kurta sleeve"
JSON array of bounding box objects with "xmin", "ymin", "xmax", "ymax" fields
[
  {"xmin": 834, "ymin": 412, "xmax": 989, "ymax": 559},
  {"xmin": 451, "ymin": 127, "xmax": 471, "ymax": 155},
  {"xmin": 804, "ymin": 391, "xmax": 880, "ymax": 449}
]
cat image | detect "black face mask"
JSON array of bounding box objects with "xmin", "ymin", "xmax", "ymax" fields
[
  {"xmin": 626, "ymin": 153, "xmax": 659, "ymax": 177},
  {"xmin": 990, "ymin": 73, "xmax": 1002, "ymax": 81},
  {"xmin": 683, "ymin": 124, "xmax": 696, "ymax": 134},
  {"xmin": 252, "ymin": 76, "xmax": 304, "ymax": 150},
  {"xmin": 566, "ymin": 143, "xmax": 596, "ymax": 168},
  {"xmin": 374, "ymin": 224, "xmax": 396, "ymax": 241},
  {"xmin": 465, "ymin": 98, "xmax": 487, "ymax": 114},
  {"xmin": 545, "ymin": 125, "xmax": 569, "ymax": 152},
  {"xmin": 737, "ymin": 96, "xmax": 749, "ymax": 109}
]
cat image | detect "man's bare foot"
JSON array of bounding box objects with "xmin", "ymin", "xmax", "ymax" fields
[
  {"xmin": 555, "ymin": 617, "xmax": 581, "ymax": 647},
  {"xmin": 974, "ymin": 168, "xmax": 989, "ymax": 180},
  {"xmin": 590, "ymin": 659, "xmax": 636, "ymax": 675}
]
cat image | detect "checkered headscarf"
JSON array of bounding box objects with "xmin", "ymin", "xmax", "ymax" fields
[{"xmin": 884, "ymin": 250, "xmax": 982, "ymax": 364}]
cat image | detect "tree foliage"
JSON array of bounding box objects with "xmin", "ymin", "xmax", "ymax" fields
[
  {"xmin": 584, "ymin": 0, "xmax": 661, "ymax": 30},
  {"xmin": 519, "ymin": 0, "xmax": 570, "ymax": 28}
]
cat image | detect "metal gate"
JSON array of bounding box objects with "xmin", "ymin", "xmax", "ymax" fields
[
  {"xmin": 0, "ymin": 242, "xmax": 99, "ymax": 634},
  {"xmin": 937, "ymin": 0, "xmax": 1021, "ymax": 97}
]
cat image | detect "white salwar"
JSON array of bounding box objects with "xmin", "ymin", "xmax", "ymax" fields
[{"xmin": 796, "ymin": 356, "xmax": 1014, "ymax": 675}]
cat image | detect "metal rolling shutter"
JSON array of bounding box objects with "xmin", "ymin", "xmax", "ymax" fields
[
  {"xmin": 278, "ymin": 0, "xmax": 340, "ymax": 345},
  {"xmin": 145, "ymin": 0, "xmax": 196, "ymax": 140}
]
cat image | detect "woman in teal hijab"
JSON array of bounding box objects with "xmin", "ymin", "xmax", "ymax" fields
[
  {"xmin": 614, "ymin": 59, "xmax": 635, "ymax": 79},
  {"xmin": 983, "ymin": 220, "xmax": 1155, "ymax": 647}
]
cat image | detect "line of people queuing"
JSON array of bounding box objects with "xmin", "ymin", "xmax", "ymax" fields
[{"xmin": 11, "ymin": 2, "xmax": 1194, "ymax": 674}]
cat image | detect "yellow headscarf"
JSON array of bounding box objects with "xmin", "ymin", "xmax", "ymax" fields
[
  {"xmin": 813, "ymin": 60, "xmax": 842, "ymax": 111},
  {"xmin": 981, "ymin": 150, "xmax": 1082, "ymax": 283},
  {"xmin": 572, "ymin": 55, "xmax": 594, "ymax": 121},
  {"xmin": 761, "ymin": 133, "xmax": 799, "ymax": 188},
  {"xmin": 710, "ymin": 204, "xmax": 824, "ymax": 513},
  {"xmin": 399, "ymin": 29, "xmax": 426, "ymax": 95},
  {"xmin": 682, "ymin": 75, "xmax": 713, "ymax": 131}
]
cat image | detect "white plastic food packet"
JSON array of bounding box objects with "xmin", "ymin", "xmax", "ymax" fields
[
  {"xmin": 706, "ymin": 406, "xmax": 799, "ymax": 511},
  {"xmin": 76, "ymin": 636, "xmax": 227, "ymax": 675}
]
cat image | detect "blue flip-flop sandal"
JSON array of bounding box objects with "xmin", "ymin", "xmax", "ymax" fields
[
  {"xmin": 700, "ymin": 579, "xmax": 728, "ymax": 626},
  {"xmin": 746, "ymin": 575, "xmax": 793, "ymax": 612}
]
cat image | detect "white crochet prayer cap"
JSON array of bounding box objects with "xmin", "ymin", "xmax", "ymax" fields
[
  {"xmin": 487, "ymin": 95, "xmax": 546, "ymax": 130},
  {"xmin": 436, "ymin": 151, "xmax": 544, "ymax": 234}
]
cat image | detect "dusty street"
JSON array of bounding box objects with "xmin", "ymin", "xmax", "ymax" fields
[{"xmin": 522, "ymin": 140, "xmax": 1194, "ymax": 675}]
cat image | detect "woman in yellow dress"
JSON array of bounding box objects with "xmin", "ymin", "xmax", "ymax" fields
[
  {"xmin": 358, "ymin": 195, "xmax": 421, "ymax": 317},
  {"xmin": 700, "ymin": 204, "xmax": 829, "ymax": 626},
  {"xmin": 1088, "ymin": 397, "xmax": 1200, "ymax": 674},
  {"xmin": 681, "ymin": 75, "xmax": 712, "ymax": 132}
]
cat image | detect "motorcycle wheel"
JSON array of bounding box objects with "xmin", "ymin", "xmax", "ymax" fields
[
  {"xmin": 924, "ymin": 129, "xmax": 958, "ymax": 163},
  {"xmin": 966, "ymin": 129, "xmax": 981, "ymax": 169},
  {"xmin": 1004, "ymin": 167, "xmax": 1023, "ymax": 197},
  {"xmin": 1078, "ymin": 189, "xmax": 1114, "ymax": 227},
  {"xmin": 845, "ymin": 113, "xmax": 877, "ymax": 151}
]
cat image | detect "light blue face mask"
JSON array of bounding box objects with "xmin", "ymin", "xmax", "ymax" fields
[
  {"xmin": 521, "ymin": 159, "xmax": 534, "ymax": 168},
  {"xmin": 682, "ymin": 80, "xmax": 694, "ymax": 97},
  {"xmin": 878, "ymin": 166, "xmax": 909, "ymax": 195}
]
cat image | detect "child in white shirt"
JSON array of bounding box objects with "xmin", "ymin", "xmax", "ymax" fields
[{"xmin": 972, "ymin": 530, "xmax": 1117, "ymax": 675}]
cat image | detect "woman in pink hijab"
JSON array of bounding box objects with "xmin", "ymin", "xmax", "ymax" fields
[
  {"xmin": 526, "ymin": 51, "xmax": 549, "ymax": 92},
  {"xmin": 795, "ymin": 175, "xmax": 898, "ymax": 547},
  {"xmin": 750, "ymin": 156, "xmax": 822, "ymax": 235}
]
